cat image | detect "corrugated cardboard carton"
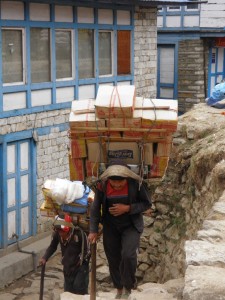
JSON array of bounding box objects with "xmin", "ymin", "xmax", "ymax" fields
[
  {"xmin": 71, "ymin": 99, "xmax": 95, "ymax": 114},
  {"xmin": 69, "ymin": 112, "xmax": 105, "ymax": 128},
  {"xmin": 95, "ymin": 85, "xmax": 135, "ymax": 118},
  {"xmin": 135, "ymin": 98, "xmax": 178, "ymax": 111},
  {"xmin": 106, "ymin": 110, "xmax": 142, "ymax": 128},
  {"xmin": 71, "ymin": 139, "xmax": 87, "ymax": 158},
  {"xmin": 141, "ymin": 109, "xmax": 178, "ymax": 132}
]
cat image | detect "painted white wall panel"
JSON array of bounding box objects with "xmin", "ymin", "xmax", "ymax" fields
[
  {"xmin": 184, "ymin": 15, "xmax": 199, "ymax": 27},
  {"xmin": 157, "ymin": 16, "xmax": 163, "ymax": 27},
  {"xmin": 20, "ymin": 142, "xmax": 29, "ymax": 170},
  {"xmin": 160, "ymin": 88, "xmax": 174, "ymax": 98},
  {"xmin": 98, "ymin": 9, "xmax": 113, "ymax": 24},
  {"xmin": 77, "ymin": 7, "xmax": 94, "ymax": 23},
  {"xmin": 55, "ymin": 5, "xmax": 73, "ymax": 22},
  {"xmin": 31, "ymin": 89, "xmax": 51, "ymax": 107},
  {"xmin": 30, "ymin": 3, "xmax": 50, "ymax": 21},
  {"xmin": 56, "ymin": 87, "xmax": 74, "ymax": 103},
  {"xmin": 78, "ymin": 85, "xmax": 95, "ymax": 99},
  {"xmin": 218, "ymin": 48, "xmax": 224, "ymax": 72},
  {"xmin": 3, "ymin": 92, "xmax": 26, "ymax": 111},
  {"xmin": 7, "ymin": 178, "xmax": 16, "ymax": 207},
  {"xmin": 8, "ymin": 211, "xmax": 16, "ymax": 239},
  {"xmin": 7, "ymin": 145, "xmax": 16, "ymax": 174},
  {"xmin": 117, "ymin": 81, "xmax": 131, "ymax": 85},
  {"xmin": 1, "ymin": 1, "xmax": 24, "ymax": 20},
  {"xmin": 117, "ymin": 10, "xmax": 131, "ymax": 25},
  {"xmin": 21, "ymin": 207, "xmax": 29, "ymax": 235},
  {"xmin": 21, "ymin": 175, "xmax": 29, "ymax": 203},
  {"xmin": 166, "ymin": 16, "xmax": 181, "ymax": 27}
]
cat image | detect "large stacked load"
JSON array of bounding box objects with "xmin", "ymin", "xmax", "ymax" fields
[{"xmin": 69, "ymin": 85, "xmax": 178, "ymax": 181}]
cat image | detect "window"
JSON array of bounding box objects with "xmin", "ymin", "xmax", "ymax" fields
[
  {"xmin": 56, "ymin": 29, "xmax": 73, "ymax": 79},
  {"xmin": 186, "ymin": 2, "xmax": 199, "ymax": 10},
  {"xmin": 117, "ymin": 30, "xmax": 131, "ymax": 75},
  {"xmin": 99, "ymin": 31, "xmax": 112, "ymax": 76},
  {"xmin": 78, "ymin": 29, "xmax": 94, "ymax": 79},
  {"xmin": 2, "ymin": 28, "xmax": 24, "ymax": 84},
  {"xmin": 30, "ymin": 28, "xmax": 50, "ymax": 83},
  {"xmin": 168, "ymin": 6, "xmax": 181, "ymax": 11}
]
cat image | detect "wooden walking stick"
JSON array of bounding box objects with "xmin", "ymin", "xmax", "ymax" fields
[
  {"xmin": 39, "ymin": 263, "xmax": 46, "ymax": 300},
  {"xmin": 90, "ymin": 242, "xmax": 97, "ymax": 300}
]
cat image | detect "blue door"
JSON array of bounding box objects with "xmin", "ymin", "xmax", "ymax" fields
[
  {"xmin": 208, "ymin": 47, "xmax": 225, "ymax": 96},
  {"xmin": 0, "ymin": 138, "xmax": 36, "ymax": 248}
]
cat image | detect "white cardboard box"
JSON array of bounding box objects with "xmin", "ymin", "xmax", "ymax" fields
[
  {"xmin": 71, "ymin": 99, "xmax": 95, "ymax": 114},
  {"xmin": 95, "ymin": 85, "xmax": 136, "ymax": 118},
  {"xmin": 69, "ymin": 112, "xmax": 105, "ymax": 128},
  {"xmin": 135, "ymin": 98, "xmax": 178, "ymax": 111}
]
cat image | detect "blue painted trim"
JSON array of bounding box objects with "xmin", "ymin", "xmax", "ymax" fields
[
  {"xmin": 0, "ymin": 143, "xmax": 3, "ymax": 247},
  {"xmin": 1, "ymin": 142, "xmax": 7, "ymax": 247}
]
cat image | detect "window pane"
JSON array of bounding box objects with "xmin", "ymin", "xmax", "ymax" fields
[
  {"xmin": 78, "ymin": 29, "xmax": 94, "ymax": 79},
  {"xmin": 99, "ymin": 31, "xmax": 112, "ymax": 76},
  {"xmin": 30, "ymin": 28, "xmax": 50, "ymax": 83},
  {"xmin": 56, "ymin": 30, "xmax": 72, "ymax": 79},
  {"xmin": 2, "ymin": 29, "xmax": 23, "ymax": 84},
  {"xmin": 117, "ymin": 30, "xmax": 131, "ymax": 75}
]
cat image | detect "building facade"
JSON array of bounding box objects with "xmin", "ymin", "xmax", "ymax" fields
[
  {"xmin": 157, "ymin": 0, "xmax": 225, "ymax": 114},
  {"xmin": 0, "ymin": 0, "xmax": 159, "ymax": 250}
]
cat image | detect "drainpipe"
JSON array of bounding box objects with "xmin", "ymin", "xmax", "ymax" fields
[{"xmin": 12, "ymin": 233, "xmax": 38, "ymax": 272}]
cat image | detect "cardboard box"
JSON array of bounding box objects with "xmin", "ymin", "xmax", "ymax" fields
[
  {"xmin": 106, "ymin": 110, "xmax": 142, "ymax": 129},
  {"xmin": 95, "ymin": 85, "xmax": 135, "ymax": 118},
  {"xmin": 69, "ymin": 155, "xmax": 85, "ymax": 181},
  {"xmin": 71, "ymin": 139, "xmax": 87, "ymax": 158},
  {"xmin": 144, "ymin": 143, "xmax": 153, "ymax": 165},
  {"xmin": 69, "ymin": 112, "xmax": 105, "ymax": 128},
  {"xmin": 40, "ymin": 202, "xmax": 57, "ymax": 218},
  {"xmin": 135, "ymin": 98, "xmax": 178, "ymax": 111},
  {"xmin": 141, "ymin": 109, "xmax": 178, "ymax": 132},
  {"xmin": 107, "ymin": 142, "xmax": 140, "ymax": 165},
  {"xmin": 156, "ymin": 142, "xmax": 172, "ymax": 157},
  {"xmin": 71, "ymin": 99, "xmax": 95, "ymax": 114},
  {"xmin": 87, "ymin": 141, "xmax": 154, "ymax": 165},
  {"xmin": 87, "ymin": 142, "xmax": 107, "ymax": 163},
  {"xmin": 85, "ymin": 160, "xmax": 99, "ymax": 177},
  {"xmin": 150, "ymin": 156, "xmax": 169, "ymax": 178}
]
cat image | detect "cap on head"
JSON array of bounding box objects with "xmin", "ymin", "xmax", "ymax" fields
[{"xmin": 54, "ymin": 214, "xmax": 73, "ymax": 232}]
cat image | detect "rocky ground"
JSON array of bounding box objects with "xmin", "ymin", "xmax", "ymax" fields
[{"xmin": 0, "ymin": 250, "xmax": 184, "ymax": 300}]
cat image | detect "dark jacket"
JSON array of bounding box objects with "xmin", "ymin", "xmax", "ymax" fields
[
  {"xmin": 90, "ymin": 178, "xmax": 151, "ymax": 233},
  {"xmin": 43, "ymin": 229, "xmax": 87, "ymax": 275}
]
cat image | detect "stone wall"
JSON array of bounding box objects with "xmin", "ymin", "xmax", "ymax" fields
[
  {"xmin": 178, "ymin": 39, "xmax": 206, "ymax": 114},
  {"xmin": 134, "ymin": 6, "xmax": 157, "ymax": 99}
]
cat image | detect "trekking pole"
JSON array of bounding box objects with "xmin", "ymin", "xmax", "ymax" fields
[
  {"xmin": 39, "ymin": 263, "xmax": 46, "ymax": 300},
  {"xmin": 90, "ymin": 242, "xmax": 97, "ymax": 300}
]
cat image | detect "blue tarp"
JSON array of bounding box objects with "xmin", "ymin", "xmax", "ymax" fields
[{"xmin": 206, "ymin": 82, "xmax": 225, "ymax": 109}]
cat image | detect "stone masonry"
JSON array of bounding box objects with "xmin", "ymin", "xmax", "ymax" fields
[
  {"xmin": 178, "ymin": 39, "xmax": 206, "ymax": 114},
  {"xmin": 134, "ymin": 6, "xmax": 157, "ymax": 99}
]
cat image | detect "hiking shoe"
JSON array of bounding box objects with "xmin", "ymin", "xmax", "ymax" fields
[{"xmin": 115, "ymin": 293, "xmax": 122, "ymax": 299}]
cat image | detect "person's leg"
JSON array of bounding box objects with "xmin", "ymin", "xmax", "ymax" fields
[
  {"xmin": 120, "ymin": 226, "xmax": 140, "ymax": 291},
  {"xmin": 64, "ymin": 274, "xmax": 74, "ymax": 293},
  {"xmin": 103, "ymin": 221, "xmax": 123, "ymax": 290}
]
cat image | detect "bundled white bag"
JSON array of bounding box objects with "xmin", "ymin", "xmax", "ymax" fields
[{"xmin": 45, "ymin": 178, "xmax": 85, "ymax": 205}]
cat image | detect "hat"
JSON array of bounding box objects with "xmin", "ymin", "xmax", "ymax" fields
[
  {"xmin": 53, "ymin": 214, "xmax": 73, "ymax": 232},
  {"xmin": 100, "ymin": 164, "xmax": 141, "ymax": 181}
]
